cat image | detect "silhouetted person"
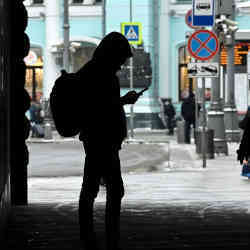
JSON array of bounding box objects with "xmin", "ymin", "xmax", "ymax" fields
[
  {"xmin": 181, "ymin": 93, "xmax": 196, "ymax": 144},
  {"xmin": 76, "ymin": 32, "xmax": 140, "ymax": 250},
  {"xmin": 237, "ymin": 106, "xmax": 250, "ymax": 164},
  {"xmin": 239, "ymin": 106, "xmax": 250, "ymax": 130},
  {"xmin": 163, "ymin": 98, "xmax": 176, "ymax": 135}
]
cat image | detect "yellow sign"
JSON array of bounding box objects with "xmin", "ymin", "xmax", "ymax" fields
[{"xmin": 121, "ymin": 22, "xmax": 142, "ymax": 45}]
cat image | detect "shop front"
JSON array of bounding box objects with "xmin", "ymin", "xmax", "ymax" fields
[{"xmin": 25, "ymin": 48, "xmax": 43, "ymax": 102}]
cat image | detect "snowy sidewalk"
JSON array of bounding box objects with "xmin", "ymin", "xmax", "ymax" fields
[{"xmin": 6, "ymin": 133, "xmax": 250, "ymax": 250}]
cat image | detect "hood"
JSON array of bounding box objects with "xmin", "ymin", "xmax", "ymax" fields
[{"xmin": 92, "ymin": 32, "xmax": 133, "ymax": 70}]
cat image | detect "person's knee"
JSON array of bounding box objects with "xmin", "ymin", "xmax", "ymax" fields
[
  {"xmin": 107, "ymin": 186, "xmax": 124, "ymax": 200},
  {"xmin": 79, "ymin": 187, "xmax": 99, "ymax": 203}
]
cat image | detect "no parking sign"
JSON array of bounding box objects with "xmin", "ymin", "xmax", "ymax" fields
[
  {"xmin": 187, "ymin": 29, "xmax": 219, "ymax": 61},
  {"xmin": 185, "ymin": 9, "xmax": 200, "ymax": 29}
]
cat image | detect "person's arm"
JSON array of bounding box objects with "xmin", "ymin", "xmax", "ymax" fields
[{"xmin": 120, "ymin": 90, "xmax": 139, "ymax": 105}]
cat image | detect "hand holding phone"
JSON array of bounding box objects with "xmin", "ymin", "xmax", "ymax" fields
[
  {"xmin": 137, "ymin": 87, "xmax": 149, "ymax": 96},
  {"xmin": 122, "ymin": 87, "xmax": 149, "ymax": 105}
]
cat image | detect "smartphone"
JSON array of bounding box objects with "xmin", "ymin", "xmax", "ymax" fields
[{"xmin": 137, "ymin": 87, "xmax": 149, "ymax": 96}]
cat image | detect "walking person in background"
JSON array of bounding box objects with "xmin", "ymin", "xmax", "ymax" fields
[
  {"xmin": 29, "ymin": 100, "xmax": 44, "ymax": 138},
  {"xmin": 181, "ymin": 92, "xmax": 196, "ymax": 144},
  {"xmin": 76, "ymin": 32, "xmax": 141, "ymax": 250},
  {"xmin": 163, "ymin": 98, "xmax": 176, "ymax": 135},
  {"xmin": 237, "ymin": 106, "xmax": 250, "ymax": 178},
  {"xmin": 239, "ymin": 106, "xmax": 250, "ymax": 131}
]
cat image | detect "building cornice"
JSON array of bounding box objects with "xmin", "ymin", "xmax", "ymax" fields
[
  {"xmin": 25, "ymin": 5, "xmax": 102, "ymax": 18},
  {"xmin": 169, "ymin": 2, "xmax": 250, "ymax": 17}
]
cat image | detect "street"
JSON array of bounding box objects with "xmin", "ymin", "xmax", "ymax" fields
[
  {"xmin": 26, "ymin": 136, "xmax": 250, "ymax": 208},
  {"xmin": 27, "ymin": 140, "xmax": 170, "ymax": 177}
]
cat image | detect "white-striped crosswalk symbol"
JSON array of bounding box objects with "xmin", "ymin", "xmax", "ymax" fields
[
  {"xmin": 121, "ymin": 22, "xmax": 142, "ymax": 45},
  {"xmin": 126, "ymin": 26, "xmax": 138, "ymax": 39}
]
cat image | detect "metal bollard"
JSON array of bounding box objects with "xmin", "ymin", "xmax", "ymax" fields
[
  {"xmin": 195, "ymin": 129, "xmax": 214, "ymax": 159},
  {"xmin": 177, "ymin": 120, "xmax": 185, "ymax": 144},
  {"xmin": 44, "ymin": 122, "xmax": 53, "ymax": 140}
]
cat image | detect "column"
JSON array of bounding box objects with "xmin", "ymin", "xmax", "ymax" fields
[
  {"xmin": 159, "ymin": 0, "xmax": 170, "ymax": 98},
  {"xmin": 43, "ymin": 0, "xmax": 61, "ymax": 99}
]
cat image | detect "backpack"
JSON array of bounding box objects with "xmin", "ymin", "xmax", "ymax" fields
[{"xmin": 50, "ymin": 70, "xmax": 81, "ymax": 137}]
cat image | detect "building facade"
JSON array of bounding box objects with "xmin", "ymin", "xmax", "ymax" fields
[{"xmin": 24, "ymin": 0, "xmax": 250, "ymax": 129}]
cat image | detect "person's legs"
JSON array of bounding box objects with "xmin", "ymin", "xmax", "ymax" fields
[
  {"xmin": 168, "ymin": 117, "xmax": 174, "ymax": 135},
  {"xmin": 192, "ymin": 120, "xmax": 196, "ymax": 142},
  {"xmin": 184, "ymin": 120, "xmax": 191, "ymax": 143},
  {"xmin": 79, "ymin": 144, "xmax": 101, "ymax": 249},
  {"xmin": 31, "ymin": 123, "xmax": 38, "ymax": 137},
  {"xmin": 105, "ymin": 150, "xmax": 124, "ymax": 250}
]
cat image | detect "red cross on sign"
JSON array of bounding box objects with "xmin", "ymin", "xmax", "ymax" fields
[{"xmin": 187, "ymin": 29, "xmax": 219, "ymax": 61}]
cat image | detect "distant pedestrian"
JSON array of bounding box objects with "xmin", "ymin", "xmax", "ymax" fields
[
  {"xmin": 239, "ymin": 106, "xmax": 250, "ymax": 130},
  {"xmin": 163, "ymin": 98, "xmax": 176, "ymax": 135},
  {"xmin": 76, "ymin": 32, "xmax": 142, "ymax": 250},
  {"xmin": 29, "ymin": 101, "xmax": 44, "ymax": 138},
  {"xmin": 237, "ymin": 106, "xmax": 250, "ymax": 172},
  {"xmin": 181, "ymin": 92, "xmax": 196, "ymax": 144}
]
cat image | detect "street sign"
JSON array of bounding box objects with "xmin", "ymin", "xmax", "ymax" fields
[
  {"xmin": 188, "ymin": 62, "xmax": 219, "ymax": 78},
  {"xmin": 247, "ymin": 52, "xmax": 250, "ymax": 80},
  {"xmin": 187, "ymin": 29, "xmax": 219, "ymax": 61},
  {"xmin": 121, "ymin": 22, "xmax": 142, "ymax": 45},
  {"xmin": 192, "ymin": 0, "xmax": 215, "ymax": 26},
  {"xmin": 185, "ymin": 9, "xmax": 200, "ymax": 29}
]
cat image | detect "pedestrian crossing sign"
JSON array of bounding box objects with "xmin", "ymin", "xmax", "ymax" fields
[{"xmin": 121, "ymin": 22, "xmax": 142, "ymax": 45}]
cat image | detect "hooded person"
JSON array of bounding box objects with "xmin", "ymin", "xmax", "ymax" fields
[{"xmin": 75, "ymin": 32, "xmax": 140, "ymax": 250}]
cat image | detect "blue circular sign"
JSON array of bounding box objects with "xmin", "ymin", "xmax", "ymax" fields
[
  {"xmin": 187, "ymin": 29, "xmax": 219, "ymax": 61},
  {"xmin": 185, "ymin": 9, "xmax": 200, "ymax": 29}
]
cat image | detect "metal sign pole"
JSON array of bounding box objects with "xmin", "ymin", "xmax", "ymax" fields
[
  {"xmin": 129, "ymin": 57, "xmax": 134, "ymax": 138},
  {"xmin": 63, "ymin": 0, "xmax": 70, "ymax": 72},
  {"xmin": 202, "ymin": 77, "xmax": 207, "ymax": 168},
  {"xmin": 129, "ymin": 0, "xmax": 134, "ymax": 138}
]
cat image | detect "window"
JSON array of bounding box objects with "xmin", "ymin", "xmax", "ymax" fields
[
  {"xmin": 33, "ymin": 0, "xmax": 44, "ymax": 4},
  {"xmin": 178, "ymin": 46, "xmax": 196, "ymax": 100},
  {"xmin": 72, "ymin": 0, "xmax": 84, "ymax": 3}
]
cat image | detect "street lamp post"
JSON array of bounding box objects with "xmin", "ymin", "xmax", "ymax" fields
[
  {"xmin": 207, "ymin": 28, "xmax": 228, "ymax": 155},
  {"xmin": 129, "ymin": 0, "xmax": 134, "ymax": 138},
  {"xmin": 102, "ymin": 0, "xmax": 106, "ymax": 37},
  {"xmin": 219, "ymin": 0, "xmax": 240, "ymax": 142},
  {"xmin": 63, "ymin": 0, "xmax": 70, "ymax": 72}
]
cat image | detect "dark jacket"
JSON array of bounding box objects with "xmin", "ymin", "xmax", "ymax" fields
[
  {"xmin": 76, "ymin": 32, "xmax": 132, "ymax": 149},
  {"xmin": 181, "ymin": 96, "xmax": 196, "ymax": 122},
  {"xmin": 164, "ymin": 103, "xmax": 175, "ymax": 118},
  {"xmin": 239, "ymin": 108, "xmax": 250, "ymax": 130}
]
